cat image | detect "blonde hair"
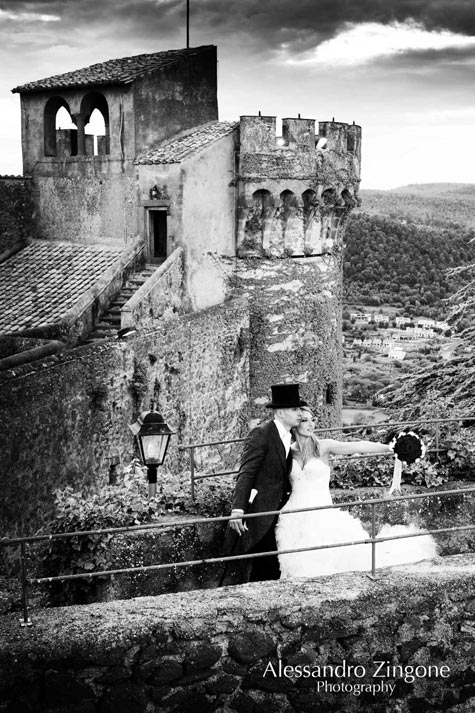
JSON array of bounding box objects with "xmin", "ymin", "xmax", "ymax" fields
[{"xmin": 291, "ymin": 407, "xmax": 320, "ymax": 465}]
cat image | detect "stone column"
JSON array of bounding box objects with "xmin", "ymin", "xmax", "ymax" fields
[{"xmin": 73, "ymin": 113, "xmax": 88, "ymax": 156}]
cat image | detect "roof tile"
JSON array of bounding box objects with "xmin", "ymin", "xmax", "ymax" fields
[
  {"xmin": 0, "ymin": 241, "xmax": 123, "ymax": 334},
  {"xmin": 12, "ymin": 45, "xmax": 214, "ymax": 94},
  {"xmin": 135, "ymin": 121, "xmax": 237, "ymax": 165}
]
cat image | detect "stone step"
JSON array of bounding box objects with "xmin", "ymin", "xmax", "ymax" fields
[
  {"xmin": 88, "ymin": 330, "xmax": 118, "ymax": 340},
  {"xmin": 101, "ymin": 316, "xmax": 121, "ymax": 326}
]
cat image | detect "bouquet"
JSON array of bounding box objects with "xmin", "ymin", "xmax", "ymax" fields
[{"xmin": 387, "ymin": 430, "xmax": 426, "ymax": 495}]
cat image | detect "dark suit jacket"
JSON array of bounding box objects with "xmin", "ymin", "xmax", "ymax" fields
[{"xmin": 231, "ymin": 419, "xmax": 292, "ymax": 553}]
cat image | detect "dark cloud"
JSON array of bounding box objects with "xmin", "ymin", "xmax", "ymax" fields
[
  {"xmin": 1, "ymin": 0, "xmax": 474, "ymax": 55},
  {"xmin": 376, "ymin": 43, "xmax": 475, "ymax": 68}
]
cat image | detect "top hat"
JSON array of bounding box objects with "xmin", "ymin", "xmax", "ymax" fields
[{"xmin": 266, "ymin": 383, "xmax": 307, "ymax": 409}]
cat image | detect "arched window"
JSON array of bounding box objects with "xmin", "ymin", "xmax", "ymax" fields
[
  {"xmin": 322, "ymin": 187, "xmax": 337, "ymax": 206},
  {"xmin": 341, "ymin": 188, "xmax": 355, "ymax": 207},
  {"xmin": 251, "ymin": 189, "xmax": 273, "ymax": 223},
  {"xmin": 80, "ymin": 92, "xmax": 110, "ymax": 155},
  {"xmin": 85, "ymin": 108, "xmax": 107, "ymax": 156},
  {"xmin": 301, "ymin": 189, "xmax": 317, "ymax": 224},
  {"xmin": 302, "ymin": 189, "xmax": 317, "ymax": 210},
  {"xmin": 44, "ymin": 96, "xmax": 74, "ymax": 157},
  {"xmin": 280, "ymin": 189, "xmax": 297, "ymax": 210}
]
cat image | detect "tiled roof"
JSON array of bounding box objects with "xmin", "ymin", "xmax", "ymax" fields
[
  {"xmin": 12, "ymin": 45, "xmax": 214, "ymax": 94},
  {"xmin": 0, "ymin": 241, "xmax": 123, "ymax": 334},
  {"xmin": 135, "ymin": 121, "xmax": 238, "ymax": 164}
]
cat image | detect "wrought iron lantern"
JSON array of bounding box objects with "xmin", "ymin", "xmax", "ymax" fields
[
  {"xmin": 150, "ymin": 184, "xmax": 159, "ymax": 200},
  {"xmin": 129, "ymin": 402, "xmax": 174, "ymax": 497}
]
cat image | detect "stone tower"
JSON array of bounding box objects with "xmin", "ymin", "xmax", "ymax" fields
[{"xmin": 230, "ymin": 114, "xmax": 361, "ymax": 424}]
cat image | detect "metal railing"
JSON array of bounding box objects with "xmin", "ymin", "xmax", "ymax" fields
[
  {"xmin": 178, "ymin": 416, "xmax": 475, "ymax": 500},
  {"xmin": 2, "ymin": 485, "xmax": 475, "ymax": 627}
]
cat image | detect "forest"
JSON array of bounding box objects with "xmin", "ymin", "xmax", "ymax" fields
[
  {"xmin": 359, "ymin": 182, "xmax": 475, "ymax": 229},
  {"xmin": 343, "ymin": 185, "xmax": 475, "ymax": 318},
  {"xmin": 342, "ymin": 183, "xmax": 475, "ymax": 409}
]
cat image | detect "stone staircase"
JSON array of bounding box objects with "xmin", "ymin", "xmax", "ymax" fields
[{"xmin": 87, "ymin": 264, "xmax": 157, "ymax": 340}]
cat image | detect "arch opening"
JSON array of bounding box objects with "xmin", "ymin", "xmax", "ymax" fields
[
  {"xmin": 80, "ymin": 92, "xmax": 110, "ymax": 155},
  {"xmin": 44, "ymin": 96, "xmax": 75, "ymax": 157}
]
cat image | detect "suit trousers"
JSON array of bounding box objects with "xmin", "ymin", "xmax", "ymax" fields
[{"xmin": 248, "ymin": 516, "xmax": 280, "ymax": 581}]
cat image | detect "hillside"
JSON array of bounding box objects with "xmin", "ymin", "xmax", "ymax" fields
[
  {"xmin": 359, "ymin": 183, "xmax": 475, "ymax": 229},
  {"xmin": 343, "ymin": 213, "xmax": 475, "ymax": 317},
  {"xmin": 342, "ymin": 183, "xmax": 475, "ymax": 409}
]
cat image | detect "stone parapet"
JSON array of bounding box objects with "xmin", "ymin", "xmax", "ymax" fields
[{"xmin": 0, "ymin": 555, "xmax": 473, "ymax": 712}]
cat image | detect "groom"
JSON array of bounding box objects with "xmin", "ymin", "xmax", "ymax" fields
[{"xmin": 227, "ymin": 383, "xmax": 305, "ymax": 582}]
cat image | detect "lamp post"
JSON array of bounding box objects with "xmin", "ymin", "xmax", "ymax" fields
[{"xmin": 129, "ymin": 402, "xmax": 174, "ymax": 497}]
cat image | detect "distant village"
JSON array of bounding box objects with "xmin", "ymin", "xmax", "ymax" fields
[{"xmin": 344, "ymin": 311, "xmax": 450, "ymax": 361}]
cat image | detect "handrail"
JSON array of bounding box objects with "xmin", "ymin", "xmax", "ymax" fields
[
  {"xmin": 3, "ymin": 486, "xmax": 475, "ymax": 627},
  {"xmin": 178, "ymin": 416, "xmax": 475, "ymax": 451},
  {"xmin": 178, "ymin": 415, "xmax": 475, "ymax": 500}
]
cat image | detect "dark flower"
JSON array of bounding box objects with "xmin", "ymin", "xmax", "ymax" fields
[{"xmin": 391, "ymin": 432, "xmax": 424, "ymax": 464}]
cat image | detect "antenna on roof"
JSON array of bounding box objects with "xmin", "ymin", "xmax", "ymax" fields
[{"xmin": 186, "ymin": 0, "xmax": 190, "ymax": 48}]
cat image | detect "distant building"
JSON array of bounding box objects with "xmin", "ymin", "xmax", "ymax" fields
[
  {"xmin": 405, "ymin": 327, "xmax": 435, "ymax": 340},
  {"xmin": 416, "ymin": 318, "xmax": 435, "ymax": 329},
  {"xmin": 388, "ymin": 347, "xmax": 406, "ymax": 360},
  {"xmin": 395, "ymin": 316, "xmax": 411, "ymax": 327},
  {"xmin": 351, "ymin": 313, "xmax": 371, "ymax": 324}
]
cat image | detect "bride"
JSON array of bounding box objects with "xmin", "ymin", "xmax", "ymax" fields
[{"xmin": 275, "ymin": 406, "xmax": 437, "ymax": 578}]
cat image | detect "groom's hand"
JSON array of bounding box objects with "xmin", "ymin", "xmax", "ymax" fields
[{"xmin": 229, "ymin": 509, "xmax": 248, "ymax": 534}]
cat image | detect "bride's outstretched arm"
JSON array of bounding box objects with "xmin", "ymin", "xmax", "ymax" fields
[{"xmin": 319, "ymin": 438, "xmax": 391, "ymax": 457}]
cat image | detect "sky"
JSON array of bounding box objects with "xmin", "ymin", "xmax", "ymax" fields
[{"xmin": 0, "ymin": 0, "xmax": 474, "ymax": 188}]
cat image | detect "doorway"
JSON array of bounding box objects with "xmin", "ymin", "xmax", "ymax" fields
[{"xmin": 149, "ymin": 209, "xmax": 167, "ymax": 262}]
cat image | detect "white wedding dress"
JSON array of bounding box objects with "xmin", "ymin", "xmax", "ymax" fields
[{"xmin": 275, "ymin": 457, "xmax": 437, "ymax": 578}]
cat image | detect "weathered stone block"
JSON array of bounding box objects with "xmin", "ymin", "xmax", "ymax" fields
[
  {"xmin": 183, "ymin": 642, "xmax": 222, "ymax": 672},
  {"xmin": 229, "ymin": 691, "xmax": 256, "ymax": 713},
  {"xmin": 205, "ymin": 673, "xmax": 240, "ymax": 695},
  {"xmin": 43, "ymin": 670, "xmax": 95, "ymax": 708},
  {"xmin": 98, "ymin": 683, "xmax": 148, "ymax": 713},
  {"xmin": 228, "ymin": 629, "xmax": 276, "ymax": 664},
  {"xmin": 148, "ymin": 657, "xmax": 183, "ymax": 685}
]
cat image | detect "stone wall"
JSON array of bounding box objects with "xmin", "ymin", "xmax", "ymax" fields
[
  {"xmin": 30, "ymin": 158, "xmax": 138, "ymax": 247},
  {"xmin": 0, "ymin": 176, "xmax": 34, "ymax": 255},
  {"xmin": 219, "ymin": 254, "xmax": 343, "ymax": 423},
  {"xmin": 0, "ymin": 555, "xmax": 473, "ymax": 712},
  {"xmin": 121, "ymin": 247, "xmax": 187, "ymax": 330},
  {"xmin": 236, "ymin": 115, "xmax": 360, "ymax": 259},
  {"xmin": 133, "ymin": 46, "xmax": 218, "ymax": 154},
  {"xmin": 0, "ymin": 297, "xmax": 249, "ymax": 539}
]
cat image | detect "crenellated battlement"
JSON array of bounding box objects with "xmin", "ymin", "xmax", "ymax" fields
[
  {"xmin": 236, "ymin": 113, "xmax": 361, "ymax": 259},
  {"xmin": 239, "ymin": 114, "xmax": 361, "ymax": 160}
]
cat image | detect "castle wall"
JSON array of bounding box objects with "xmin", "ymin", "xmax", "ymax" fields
[
  {"xmin": 0, "ymin": 176, "xmax": 35, "ymax": 254},
  {"xmin": 237, "ymin": 115, "xmax": 361, "ymax": 259},
  {"xmin": 30, "ymin": 158, "xmax": 138, "ymax": 246},
  {"xmin": 0, "ymin": 297, "xmax": 249, "ymax": 538},
  {"xmin": 19, "ymin": 84, "xmax": 136, "ymax": 174},
  {"xmin": 133, "ymin": 46, "xmax": 218, "ymax": 155},
  {"xmin": 19, "ymin": 81, "xmax": 139, "ymax": 245},
  {"xmin": 137, "ymin": 162, "xmax": 182, "ymax": 253},
  {"xmin": 181, "ymin": 130, "xmax": 237, "ymax": 310},
  {"xmin": 221, "ymin": 114, "xmax": 360, "ymax": 423},
  {"xmin": 220, "ymin": 254, "xmax": 343, "ymax": 424},
  {"xmin": 137, "ymin": 130, "xmax": 237, "ymax": 309}
]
